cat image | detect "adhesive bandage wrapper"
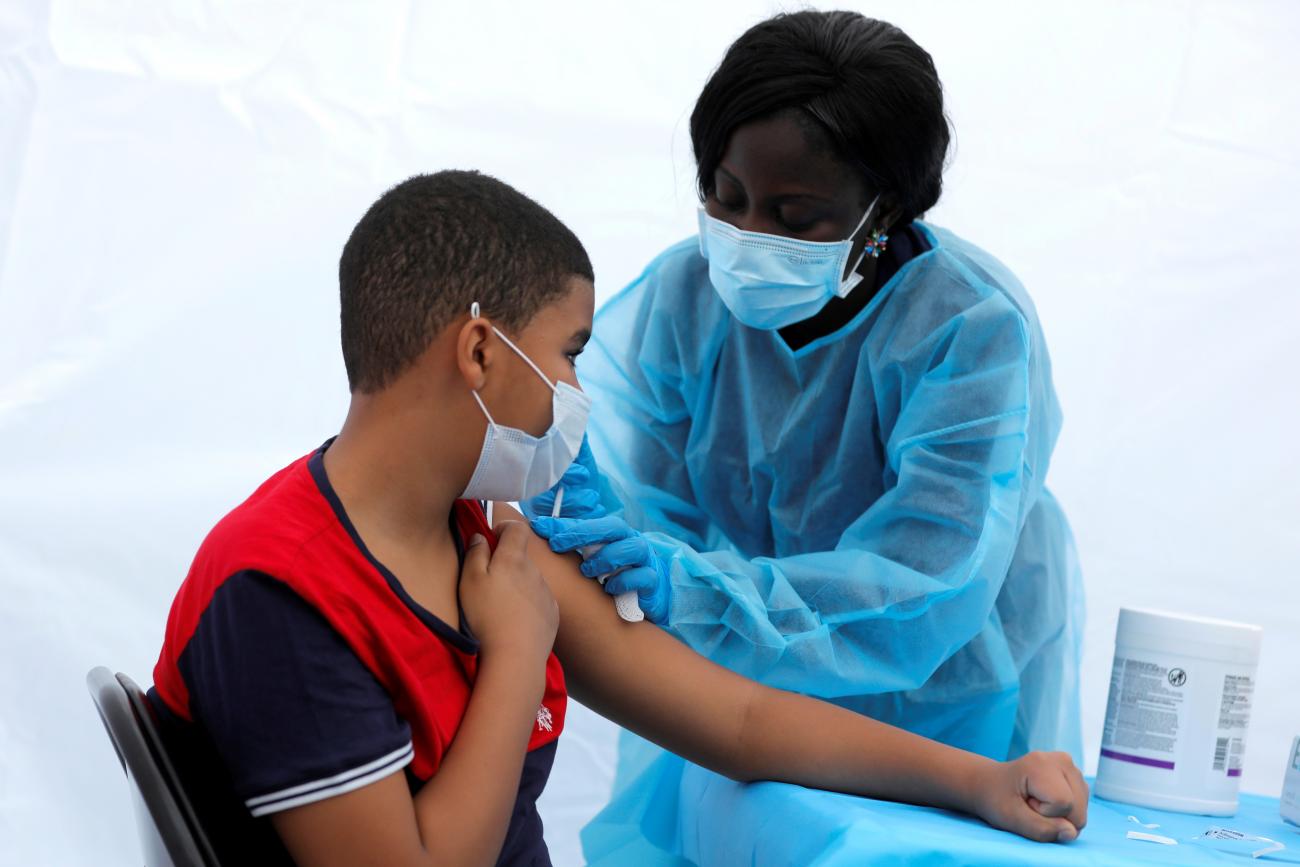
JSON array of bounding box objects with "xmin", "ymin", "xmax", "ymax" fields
[{"xmin": 1189, "ymin": 827, "xmax": 1285, "ymax": 859}]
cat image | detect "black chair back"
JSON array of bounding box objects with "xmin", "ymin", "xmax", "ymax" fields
[{"xmin": 86, "ymin": 667, "xmax": 221, "ymax": 867}]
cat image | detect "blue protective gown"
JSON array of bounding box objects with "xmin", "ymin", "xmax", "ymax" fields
[{"xmin": 578, "ymin": 222, "xmax": 1084, "ymax": 864}]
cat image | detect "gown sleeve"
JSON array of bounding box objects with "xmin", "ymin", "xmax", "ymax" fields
[{"xmin": 584, "ymin": 247, "xmax": 1037, "ymax": 698}]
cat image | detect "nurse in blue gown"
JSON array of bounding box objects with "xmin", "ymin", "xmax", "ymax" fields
[{"xmin": 527, "ymin": 10, "xmax": 1085, "ymax": 862}]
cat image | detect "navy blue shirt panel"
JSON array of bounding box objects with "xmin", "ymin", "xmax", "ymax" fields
[
  {"xmin": 176, "ymin": 569, "xmax": 413, "ymax": 810},
  {"xmin": 149, "ymin": 694, "xmax": 558, "ymax": 867},
  {"xmin": 501, "ymin": 740, "xmax": 557, "ymax": 866}
]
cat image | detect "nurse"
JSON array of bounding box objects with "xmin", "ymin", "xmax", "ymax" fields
[{"xmin": 527, "ymin": 9, "xmax": 1084, "ymax": 858}]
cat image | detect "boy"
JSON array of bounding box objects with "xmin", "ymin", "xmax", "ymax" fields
[{"xmin": 150, "ymin": 171, "xmax": 1087, "ymax": 865}]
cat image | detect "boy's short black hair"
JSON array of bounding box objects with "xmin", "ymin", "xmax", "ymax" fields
[{"xmin": 339, "ymin": 170, "xmax": 594, "ymax": 393}]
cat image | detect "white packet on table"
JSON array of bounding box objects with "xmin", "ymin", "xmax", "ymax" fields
[{"xmin": 1189, "ymin": 827, "xmax": 1286, "ymax": 859}]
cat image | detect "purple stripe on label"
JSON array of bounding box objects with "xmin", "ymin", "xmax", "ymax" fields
[
  {"xmin": 1228, "ymin": 768, "xmax": 1242, "ymax": 777},
  {"xmin": 1101, "ymin": 748, "xmax": 1176, "ymax": 770}
]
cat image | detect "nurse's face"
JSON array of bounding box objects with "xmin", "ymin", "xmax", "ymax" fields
[{"xmin": 703, "ymin": 110, "xmax": 880, "ymax": 280}]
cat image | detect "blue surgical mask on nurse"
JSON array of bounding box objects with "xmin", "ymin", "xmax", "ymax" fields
[{"xmin": 697, "ymin": 194, "xmax": 880, "ymax": 330}]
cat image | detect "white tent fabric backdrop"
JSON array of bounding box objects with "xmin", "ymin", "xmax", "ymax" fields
[{"xmin": 2, "ymin": 1, "xmax": 1298, "ymax": 863}]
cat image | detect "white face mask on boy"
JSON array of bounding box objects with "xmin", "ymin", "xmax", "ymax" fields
[{"xmin": 460, "ymin": 302, "xmax": 591, "ymax": 502}]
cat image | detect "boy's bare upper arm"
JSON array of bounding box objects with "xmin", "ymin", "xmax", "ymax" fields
[
  {"xmin": 270, "ymin": 769, "xmax": 425, "ymax": 867},
  {"xmin": 492, "ymin": 504, "xmax": 756, "ymax": 778}
]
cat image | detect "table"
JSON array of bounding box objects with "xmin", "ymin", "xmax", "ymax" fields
[{"xmin": 677, "ymin": 766, "xmax": 1300, "ymax": 865}]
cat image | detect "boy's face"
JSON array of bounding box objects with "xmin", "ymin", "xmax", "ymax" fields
[{"xmin": 479, "ymin": 276, "xmax": 595, "ymax": 439}]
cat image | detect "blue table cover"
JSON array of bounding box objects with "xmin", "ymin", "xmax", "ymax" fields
[{"xmin": 675, "ymin": 766, "xmax": 1300, "ymax": 866}]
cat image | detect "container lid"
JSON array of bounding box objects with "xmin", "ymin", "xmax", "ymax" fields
[{"xmin": 1117, "ymin": 607, "xmax": 1263, "ymax": 655}]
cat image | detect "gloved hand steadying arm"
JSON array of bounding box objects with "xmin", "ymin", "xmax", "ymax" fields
[
  {"xmin": 528, "ymin": 514, "xmax": 671, "ymax": 625},
  {"xmin": 521, "ymin": 436, "xmax": 606, "ymax": 521}
]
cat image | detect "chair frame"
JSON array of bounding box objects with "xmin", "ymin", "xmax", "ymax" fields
[{"xmin": 86, "ymin": 667, "xmax": 221, "ymax": 867}]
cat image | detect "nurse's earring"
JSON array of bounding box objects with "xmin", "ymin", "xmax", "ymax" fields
[{"xmin": 863, "ymin": 229, "xmax": 890, "ymax": 259}]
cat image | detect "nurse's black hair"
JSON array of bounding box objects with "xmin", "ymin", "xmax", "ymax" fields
[
  {"xmin": 338, "ymin": 170, "xmax": 593, "ymax": 394},
  {"xmin": 691, "ymin": 10, "xmax": 950, "ymax": 225}
]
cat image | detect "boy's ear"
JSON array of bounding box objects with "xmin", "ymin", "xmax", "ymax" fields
[{"xmin": 455, "ymin": 316, "xmax": 493, "ymax": 391}]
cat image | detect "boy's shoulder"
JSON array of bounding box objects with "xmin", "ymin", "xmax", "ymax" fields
[
  {"xmin": 160, "ymin": 450, "xmax": 342, "ymax": 662},
  {"xmin": 193, "ymin": 450, "xmax": 337, "ymax": 584},
  {"xmin": 153, "ymin": 448, "xmax": 362, "ymax": 717}
]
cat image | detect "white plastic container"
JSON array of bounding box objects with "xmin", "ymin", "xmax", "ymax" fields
[
  {"xmin": 1281, "ymin": 736, "xmax": 1300, "ymax": 826},
  {"xmin": 1095, "ymin": 608, "xmax": 1263, "ymax": 816}
]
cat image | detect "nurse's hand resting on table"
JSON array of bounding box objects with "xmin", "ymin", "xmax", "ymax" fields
[{"xmin": 529, "ymin": 514, "xmax": 671, "ymax": 624}]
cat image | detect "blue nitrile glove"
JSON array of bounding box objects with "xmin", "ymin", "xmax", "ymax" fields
[
  {"xmin": 528, "ymin": 514, "xmax": 671, "ymax": 625},
  {"xmin": 521, "ymin": 436, "xmax": 606, "ymax": 521}
]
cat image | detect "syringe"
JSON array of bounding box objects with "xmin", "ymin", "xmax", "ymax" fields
[{"xmin": 553, "ymin": 487, "xmax": 644, "ymax": 623}]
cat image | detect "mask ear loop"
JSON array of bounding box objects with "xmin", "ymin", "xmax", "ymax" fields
[
  {"xmin": 469, "ymin": 390, "xmax": 497, "ymax": 425},
  {"xmin": 836, "ymin": 195, "xmax": 882, "ymax": 298},
  {"xmin": 468, "ymin": 301, "xmax": 559, "ymax": 395},
  {"xmin": 467, "ymin": 301, "xmax": 498, "ymax": 425},
  {"xmin": 847, "ymin": 195, "xmax": 879, "ymax": 242}
]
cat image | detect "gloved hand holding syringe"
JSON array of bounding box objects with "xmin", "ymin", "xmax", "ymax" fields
[
  {"xmin": 525, "ymin": 436, "xmax": 670, "ymax": 624},
  {"xmin": 552, "ymin": 486, "xmax": 644, "ymax": 623}
]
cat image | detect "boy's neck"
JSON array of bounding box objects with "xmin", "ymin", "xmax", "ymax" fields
[{"xmin": 322, "ymin": 389, "xmax": 471, "ymax": 549}]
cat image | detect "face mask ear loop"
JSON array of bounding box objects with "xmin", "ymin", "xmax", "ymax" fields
[
  {"xmin": 467, "ymin": 300, "xmax": 503, "ymax": 425},
  {"xmin": 470, "ymin": 389, "xmax": 497, "ymax": 426},
  {"xmin": 847, "ymin": 194, "xmax": 880, "ymax": 243},
  {"xmin": 837, "ymin": 195, "xmax": 882, "ymax": 297},
  {"xmin": 469, "ymin": 296, "xmax": 558, "ymax": 393},
  {"xmin": 489, "ymin": 325, "xmax": 559, "ymax": 394}
]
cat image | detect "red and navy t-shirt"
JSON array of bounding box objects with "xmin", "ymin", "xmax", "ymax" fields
[{"xmin": 149, "ymin": 443, "xmax": 567, "ymax": 865}]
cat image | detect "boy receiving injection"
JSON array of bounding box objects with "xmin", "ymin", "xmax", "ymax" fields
[{"xmin": 150, "ymin": 171, "xmax": 1087, "ymax": 866}]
